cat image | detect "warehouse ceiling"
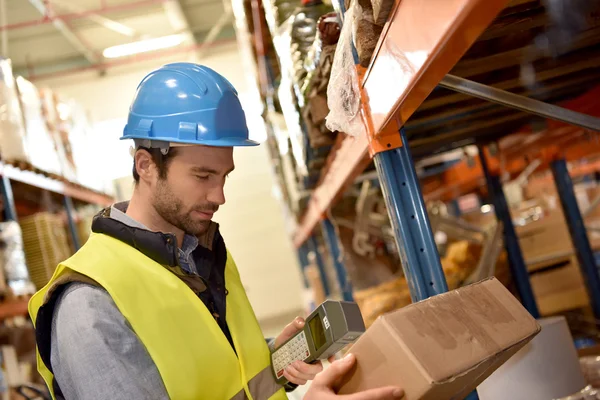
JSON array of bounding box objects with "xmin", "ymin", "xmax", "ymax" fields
[{"xmin": 1, "ymin": 0, "xmax": 236, "ymax": 80}]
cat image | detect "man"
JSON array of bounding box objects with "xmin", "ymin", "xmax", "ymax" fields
[{"xmin": 29, "ymin": 63, "xmax": 403, "ymax": 400}]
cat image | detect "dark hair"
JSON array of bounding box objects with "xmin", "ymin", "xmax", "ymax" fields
[{"xmin": 132, "ymin": 147, "xmax": 178, "ymax": 183}]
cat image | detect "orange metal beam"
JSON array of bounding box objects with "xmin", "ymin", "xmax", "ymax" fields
[
  {"xmin": 362, "ymin": 0, "xmax": 510, "ymax": 135},
  {"xmin": 0, "ymin": 298, "xmax": 30, "ymax": 321},
  {"xmin": 292, "ymin": 0, "xmax": 507, "ymax": 247}
]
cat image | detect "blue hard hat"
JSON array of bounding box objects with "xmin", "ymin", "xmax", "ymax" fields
[{"xmin": 122, "ymin": 62, "xmax": 258, "ymax": 147}]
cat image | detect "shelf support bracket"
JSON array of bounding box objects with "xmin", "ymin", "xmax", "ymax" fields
[
  {"xmin": 479, "ymin": 147, "xmax": 539, "ymax": 318},
  {"xmin": 374, "ymin": 128, "xmax": 448, "ymax": 301},
  {"xmin": 321, "ymin": 219, "xmax": 353, "ymax": 301},
  {"xmin": 551, "ymin": 158, "xmax": 600, "ymax": 318},
  {"xmin": 440, "ymin": 75, "xmax": 600, "ymax": 132},
  {"xmin": 307, "ymin": 236, "xmax": 331, "ymax": 297},
  {"xmin": 0, "ymin": 175, "xmax": 17, "ymax": 222},
  {"xmin": 63, "ymin": 196, "xmax": 81, "ymax": 251}
]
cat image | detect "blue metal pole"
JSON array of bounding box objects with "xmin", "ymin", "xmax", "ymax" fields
[
  {"xmin": 0, "ymin": 175, "xmax": 17, "ymax": 222},
  {"xmin": 374, "ymin": 128, "xmax": 448, "ymax": 301},
  {"xmin": 307, "ymin": 236, "xmax": 331, "ymax": 296},
  {"xmin": 297, "ymin": 244, "xmax": 311, "ymax": 288},
  {"xmin": 63, "ymin": 196, "xmax": 81, "ymax": 250},
  {"xmin": 321, "ymin": 219, "xmax": 353, "ymax": 301},
  {"xmin": 448, "ymin": 199, "xmax": 461, "ymax": 217},
  {"xmin": 551, "ymin": 159, "xmax": 600, "ymax": 318},
  {"xmin": 478, "ymin": 148, "xmax": 539, "ymax": 318}
]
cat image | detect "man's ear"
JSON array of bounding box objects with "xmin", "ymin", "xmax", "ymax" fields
[{"xmin": 134, "ymin": 149, "xmax": 156, "ymax": 184}]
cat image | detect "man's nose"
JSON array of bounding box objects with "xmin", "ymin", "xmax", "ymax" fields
[{"xmin": 208, "ymin": 184, "xmax": 226, "ymax": 206}]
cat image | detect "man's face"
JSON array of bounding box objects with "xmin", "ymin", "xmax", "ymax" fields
[{"xmin": 151, "ymin": 145, "xmax": 234, "ymax": 236}]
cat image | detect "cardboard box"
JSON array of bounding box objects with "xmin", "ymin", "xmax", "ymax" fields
[
  {"xmin": 337, "ymin": 278, "xmax": 540, "ymax": 400},
  {"xmin": 529, "ymin": 258, "xmax": 589, "ymax": 315}
]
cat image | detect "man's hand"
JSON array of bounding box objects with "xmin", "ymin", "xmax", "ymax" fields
[
  {"xmin": 304, "ymin": 354, "xmax": 404, "ymax": 400},
  {"xmin": 275, "ymin": 317, "xmax": 324, "ymax": 385}
]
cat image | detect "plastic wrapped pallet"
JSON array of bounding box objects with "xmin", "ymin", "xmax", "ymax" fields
[
  {"xmin": 352, "ymin": 0, "xmax": 383, "ymax": 67},
  {"xmin": 0, "ymin": 221, "xmax": 35, "ymax": 296},
  {"xmin": 441, "ymin": 240, "xmax": 480, "ymax": 290},
  {"xmin": 0, "ymin": 59, "xmax": 30, "ymax": 164},
  {"xmin": 301, "ymin": 13, "xmax": 341, "ymax": 149},
  {"xmin": 14, "ymin": 76, "xmax": 62, "ymax": 176},
  {"xmin": 325, "ymin": 2, "xmax": 365, "ymax": 138}
]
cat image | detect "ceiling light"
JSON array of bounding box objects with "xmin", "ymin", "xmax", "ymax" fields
[{"xmin": 102, "ymin": 35, "xmax": 185, "ymax": 59}]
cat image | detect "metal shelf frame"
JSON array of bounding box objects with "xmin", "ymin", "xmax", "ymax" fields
[
  {"xmin": 479, "ymin": 147, "xmax": 539, "ymax": 317},
  {"xmin": 287, "ymin": 0, "xmax": 600, "ymax": 315},
  {"xmin": 321, "ymin": 219, "xmax": 354, "ymax": 301},
  {"xmin": 551, "ymin": 159, "xmax": 600, "ymax": 318},
  {"xmin": 374, "ymin": 128, "xmax": 448, "ymax": 301},
  {"xmin": 293, "ymin": 0, "xmax": 510, "ymax": 247}
]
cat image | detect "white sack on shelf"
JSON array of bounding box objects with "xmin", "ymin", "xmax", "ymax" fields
[
  {"xmin": 325, "ymin": 3, "xmax": 366, "ymax": 138},
  {"xmin": 0, "ymin": 59, "xmax": 30, "ymax": 163},
  {"xmin": 15, "ymin": 76, "xmax": 62, "ymax": 176},
  {"xmin": 0, "ymin": 221, "xmax": 35, "ymax": 296}
]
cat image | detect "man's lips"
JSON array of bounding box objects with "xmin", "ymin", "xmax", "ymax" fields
[{"xmin": 194, "ymin": 210, "xmax": 215, "ymax": 219}]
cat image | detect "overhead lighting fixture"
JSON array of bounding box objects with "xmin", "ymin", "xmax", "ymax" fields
[{"xmin": 102, "ymin": 34, "xmax": 185, "ymax": 59}]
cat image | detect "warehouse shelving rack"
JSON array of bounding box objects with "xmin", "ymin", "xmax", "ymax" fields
[
  {"xmin": 0, "ymin": 162, "xmax": 112, "ymax": 320},
  {"xmin": 0, "ymin": 163, "xmax": 113, "ymax": 252},
  {"xmin": 238, "ymin": 0, "xmax": 600, "ymax": 320},
  {"xmin": 293, "ymin": 0, "xmax": 600, "ymax": 314}
]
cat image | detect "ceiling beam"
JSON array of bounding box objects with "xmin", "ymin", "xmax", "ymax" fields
[
  {"xmin": 163, "ymin": 0, "xmax": 196, "ymax": 45},
  {"xmin": 0, "ymin": 0, "xmax": 7, "ymax": 56},
  {"xmin": 49, "ymin": 0, "xmax": 138, "ymax": 37},
  {"xmin": 27, "ymin": 0, "xmax": 100, "ymax": 64},
  {"xmin": 196, "ymin": 9, "xmax": 232, "ymax": 58}
]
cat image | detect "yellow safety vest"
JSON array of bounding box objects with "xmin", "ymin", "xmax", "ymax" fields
[{"xmin": 29, "ymin": 232, "xmax": 288, "ymax": 400}]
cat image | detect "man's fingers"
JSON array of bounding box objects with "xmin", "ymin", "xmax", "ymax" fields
[
  {"xmin": 343, "ymin": 387, "xmax": 404, "ymax": 400},
  {"xmin": 285, "ymin": 363, "xmax": 315, "ymax": 382},
  {"xmin": 313, "ymin": 354, "xmax": 357, "ymax": 387},
  {"xmin": 283, "ymin": 369, "xmax": 307, "ymax": 386},
  {"xmin": 292, "ymin": 360, "xmax": 323, "ymax": 377},
  {"xmin": 275, "ymin": 317, "xmax": 305, "ymax": 347}
]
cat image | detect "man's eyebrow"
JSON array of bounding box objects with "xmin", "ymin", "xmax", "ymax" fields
[{"xmin": 191, "ymin": 166, "xmax": 235, "ymax": 175}]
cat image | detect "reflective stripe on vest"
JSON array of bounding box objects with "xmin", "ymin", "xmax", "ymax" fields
[
  {"xmin": 28, "ymin": 233, "xmax": 287, "ymax": 400},
  {"xmin": 231, "ymin": 365, "xmax": 282, "ymax": 400}
]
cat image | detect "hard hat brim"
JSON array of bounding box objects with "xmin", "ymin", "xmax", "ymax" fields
[{"xmin": 121, "ymin": 135, "xmax": 260, "ymax": 147}]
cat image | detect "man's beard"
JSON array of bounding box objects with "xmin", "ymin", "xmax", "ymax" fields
[{"xmin": 152, "ymin": 178, "xmax": 217, "ymax": 236}]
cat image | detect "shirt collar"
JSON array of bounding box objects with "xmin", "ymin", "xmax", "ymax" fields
[{"xmin": 110, "ymin": 202, "xmax": 147, "ymax": 230}]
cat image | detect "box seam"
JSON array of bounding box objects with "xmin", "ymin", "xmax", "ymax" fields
[{"xmin": 381, "ymin": 316, "xmax": 435, "ymax": 384}]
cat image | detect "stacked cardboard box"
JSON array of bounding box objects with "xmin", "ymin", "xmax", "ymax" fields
[{"xmin": 516, "ymin": 209, "xmax": 594, "ymax": 315}]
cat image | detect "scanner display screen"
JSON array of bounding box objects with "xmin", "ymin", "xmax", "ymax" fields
[{"xmin": 308, "ymin": 315, "xmax": 327, "ymax": 351}]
